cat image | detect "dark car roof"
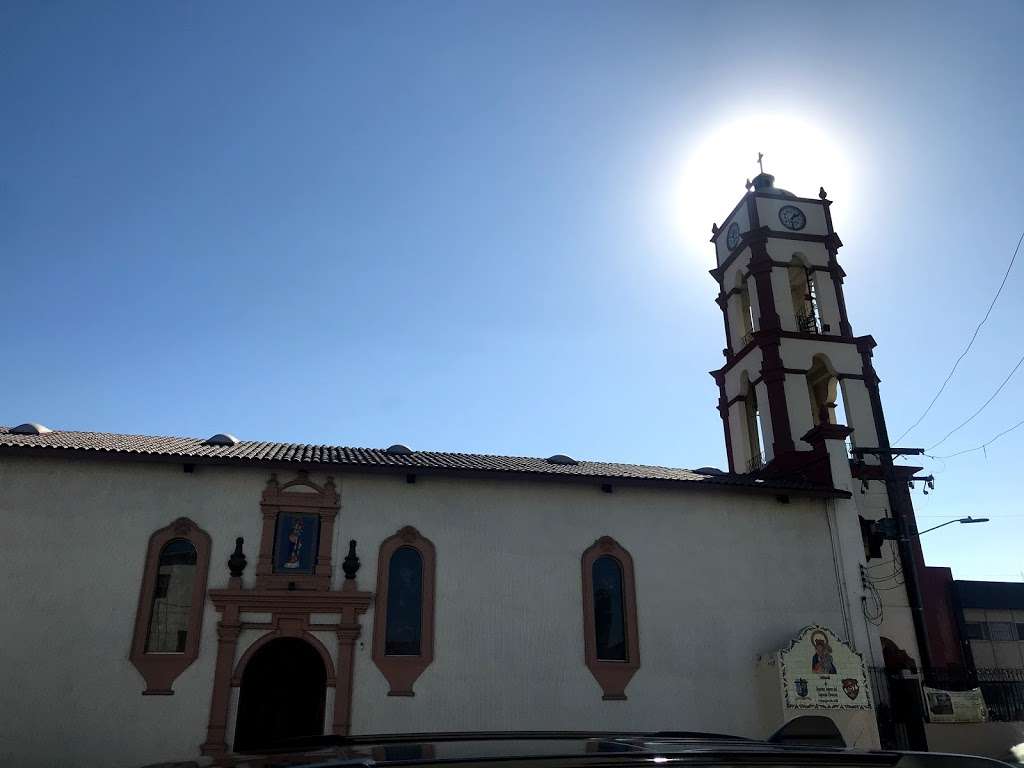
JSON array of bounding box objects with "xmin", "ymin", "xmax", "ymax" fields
[
  {"xmin": 207, "ymin": 732, "xmax": 905, "ymax": 768},
  {"xmin": 142, "ymin": 731, "xmax": 1011, "ymax": 768}
]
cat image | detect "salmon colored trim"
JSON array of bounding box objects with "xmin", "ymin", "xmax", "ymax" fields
[
  {"xmin": 256, "ymin": 472, "xmax": 339, "ymax": 591},
  {"xmin": 371, "ymin": 526, "xmax": 436, "ymax": 696},
  {"xmin": 230, "ymin": 630, "xmax": 337, "ymax": 687},
  {"xmin": 581, "ymin": 536, "xmax": 640, "ymax": 700},
  {"xmin": 201, "ymin": 583, "xmax": 372, "ymax": 758},
  {"xmin": 130, "ymin": 517, "xmax": 211, "ymax": 695}
]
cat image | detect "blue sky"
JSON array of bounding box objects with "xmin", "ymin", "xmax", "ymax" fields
[{"xmin": 3, "ymin": 1, "xmax": 1022, "ymax": 581}]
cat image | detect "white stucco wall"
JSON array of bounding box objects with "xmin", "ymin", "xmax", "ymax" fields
[
  {"xmin": 811, "ymin": 271, "xmax": 843, "ymax": 336},
  {"xmin": 721, "ymin": 253, "xmax": 752, "ymax": 305},
  {"xmin": 766, "ymin": 240, "xmax": 829, "ymax": 268},
  {"xmin": 783, "ymin": 373, "xmax": 815, "ymax": 450},
  {"xmin": 0, "ymin": 456, "xmax": 265, "ymax": 768},
  {"xmin": 838, "ymin": 379, "xmax": 879, "ymax": 451},
  {"xmin": 851, "ymin": 495, "xmax": 923, "ymax": 664},
  {"xmin": 727, "ymin": 400, "xmax": 753, "ymax": 471},
  {"xmin": 779, "ymin": 338, "xmax": 863, "ymax": 374},
  {"xmin": 770, "ymin": 266, "xmax": 796, "ymax": 332},
  {"xmin": 752, "ymin": 380, "xmax": 776, "ymax": 460},
  {"xmin": 722, "ymin": 350, "xmax": 763, "ymax": 402},
  {"xmin": 0, "ymin": 454, "xmax": 878, "ymax": 767}
]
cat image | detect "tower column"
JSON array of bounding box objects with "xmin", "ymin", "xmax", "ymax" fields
[
  {"xmin": 826, "ymin": 235, "xmax": 853, "ymax": 336},
  {"xmin": 713, "ymin": 371, "xmax": 737, "ymax": 473},
  {"xmin": 758, "ymin": 337, "xmax": 795, "ymax": 455},
  {"xmin": 716, "ymin": 292, "xmax": 734, "ymax": 358},
  {"xmin": 857, "ymin": 337, "xmax": 930, "ymax": 668},
  {"xmin": 747, "ymin": 233, "xmax": 781, "ymax": 331}
]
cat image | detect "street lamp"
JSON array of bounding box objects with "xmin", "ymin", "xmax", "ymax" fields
[{"xmin": 914, "ymin": 516, "xmax": 990, "ymax": 537}]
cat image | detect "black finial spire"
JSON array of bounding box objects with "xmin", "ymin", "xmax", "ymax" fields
[
  {"xmin": 757, "ymin": 152, "xmax": 765, "ymax": 174},
  {"xmin": 342, "ymin": 539, "xmax": 361, "ymax": 580},
  {"xmin": 228, "ymin": 537, "xmax": 247, "ymax": 578}
]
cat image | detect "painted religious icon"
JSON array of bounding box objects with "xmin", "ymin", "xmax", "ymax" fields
[
  {"xmin": 273, "ymin": 513, "xmax": 320, "ymax": 574},
  {"xmin": 810, "ymin": 630, "xmax": 837, "ymax": 674}
]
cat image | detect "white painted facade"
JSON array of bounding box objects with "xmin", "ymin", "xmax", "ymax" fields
[{"xmin": 0, "ymin": 452, "xmax": 881, "ymax": 767}]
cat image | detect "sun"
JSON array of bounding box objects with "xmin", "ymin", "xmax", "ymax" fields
[{"xmin": 670, "ymin": 112, "xmax": 856, "ymax": 257}]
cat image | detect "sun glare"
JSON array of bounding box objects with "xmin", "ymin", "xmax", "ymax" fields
[{"xmin": 671, "ymin": 112, "xmax": 856, "ymax": 258}]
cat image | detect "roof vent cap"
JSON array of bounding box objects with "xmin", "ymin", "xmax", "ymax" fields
[
  {"xmin": 11, "ymin": 422, "xmax": 53, "ymax": 435},
  {"xmin": 205, "ymin": 433, "xmax": 239, "ymax": 447},
  {"xmin": 386, "ymin": 444, "xmax": 413, "ymax": 455},
  {"xmin": 546, "ymin": 454, "xmax": 578, "ymax": 466},
  {"xmin": 695, "ymin": 466, "xmax": 726, "ymax": 475}
]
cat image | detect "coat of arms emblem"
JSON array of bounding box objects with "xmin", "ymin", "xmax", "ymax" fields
[
  {"xmin": 794, "ymin": 678, "xmax": 809, "ymax": 698},
  {"xmin": 842, "ymin": 678, "xmax": 860, "ymax": 700}
]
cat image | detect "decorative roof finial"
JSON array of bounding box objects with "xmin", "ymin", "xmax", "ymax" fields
[
  {"xmin": 751, "ymin": 152, "xmax": 776, "ymax": 192},
  {"xmin": 228, "ymin": 537, "xmax": 247, "ymax": 578},
  {"xmin": 342, "ymin": 539, "xmax": 361, "ymax": 580}
]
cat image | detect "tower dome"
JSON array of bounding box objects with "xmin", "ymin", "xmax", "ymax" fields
[{"xmin": 750, "ymin": 171, "xmax": 795, "ymax": 197}]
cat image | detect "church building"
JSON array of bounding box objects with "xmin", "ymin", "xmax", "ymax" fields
[{"xmin": 0, "ymin": 172, "xmax": 929, "ymax": 767}]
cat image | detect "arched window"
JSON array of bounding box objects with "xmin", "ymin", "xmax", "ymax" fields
[
  {"xmin": 581, "ymin": 536, "xmax": 639, "ymax": 700},
  {"xmin": 372, "ymin": 526, "xmax": 435, "ymax": 695},
  {"xmin": 592, "ymin": 555, "xmax": 627, "ymax": 661},
  {"xmin": 130, "ymin": 518, "xmax": 211, "ymax": 694},
  {"xmin": 145, "ymin": 539, "xmax": 198, "ymax": 652},
  {"xmin": 742, "ymin": 374, "xmax": 765, "ymax": 472},
  {"xmin": 384, "ymin": 546, "xmax": 423, "ymax": 656},
  {"xmin": 807, "ymin": 354, "xmax": 839, "ymax": 425},
  {"xmin": 788, "ymin": 256, "xmax": 820, "ymax": 333},
  {"xmin": 738, "ymin": 273, "xmax": 756, "ymax": 345}
]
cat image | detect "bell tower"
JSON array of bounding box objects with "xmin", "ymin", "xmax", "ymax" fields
[
  {"xmin": 708, "ymin": 168, "xmax": 941, "ymax": 724},
  {"xmin": 708, "ymin": 166, "xmax": 881, "ymax": 484}
]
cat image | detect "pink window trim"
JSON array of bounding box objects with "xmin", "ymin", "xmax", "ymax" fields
[
  {"xmin": 581, "ymin": 535, "xmax": 640, "ymax": 700},
  {"xmin": 130, "ymin": 517, "xmax": 212, "ymax": 694},
  {"xmin": 371, "ymin": 526, "xmax": 436, "ymax": 696}
]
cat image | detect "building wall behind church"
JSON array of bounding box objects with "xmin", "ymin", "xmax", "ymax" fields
[{"xmin": 0, "ymin": 455, "xmax": 864, "ymax": 767}]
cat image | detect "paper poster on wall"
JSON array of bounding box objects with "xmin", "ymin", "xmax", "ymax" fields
[
  {"xmin": 779, "ymin": 625, "xmax": 871, "ymax": 709},
  {"xmin": 923, "ymin": 687, "xmax": 987, "ymax": 723}
]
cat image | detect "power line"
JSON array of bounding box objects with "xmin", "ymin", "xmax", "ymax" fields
[
  {"xmin": 927, "ymin": 414, "xmax": 1024, "ymax": 459},
  {"xmin": 916, "ymin": 514, "xmax": 1024, "ymax": 518},
  {"xmin": 894, "ymin": 230, "xmax": 1024, "ymax": 444},
  {"xmin": 926, "ymin": 352, "xmax": 1024, "ymax": 451}
]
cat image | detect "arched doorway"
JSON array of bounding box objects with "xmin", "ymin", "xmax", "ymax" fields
[{"xmin": 234, "ymin": 637, "xmax": 327, "ymax": 753}]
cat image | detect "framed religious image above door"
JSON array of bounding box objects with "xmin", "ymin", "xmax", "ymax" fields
[
  {"xmin": 273, "ymin": 512, "xmax": 321, "ymax": 574},
  {"xmin": 255, "ymin": 472, "xmax": 340, "ymax": 591}
]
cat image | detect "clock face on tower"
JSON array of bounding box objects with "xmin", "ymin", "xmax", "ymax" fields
[
  {"xmin": 726, "ymin": 222, "xmax": 741, "ymax": 250},
  {"xmin": 778, "ymin": 205, "xmax": 807, "ymax": 231}
]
